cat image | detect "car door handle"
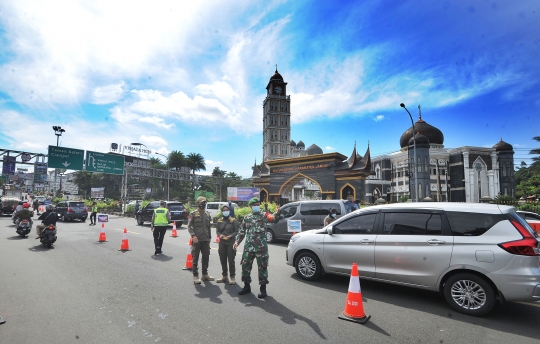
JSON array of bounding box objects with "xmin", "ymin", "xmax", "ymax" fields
[
  {"xmin": 360, "ymin": 239, "xmax": 374, "ymax": 244},
  {"xmin": 427, "ymin": 239, "xmax": 446, "ymax": 245}
]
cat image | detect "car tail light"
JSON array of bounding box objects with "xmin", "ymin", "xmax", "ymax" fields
[
  {"xmin": 68, "ymin": 206, "xmax": 74, "ymax": 213},
  {"xmin": 22, "ymin": 220, "xmax": 28, "ymax": 223},
  {"xmin": 83, "ymin": 207, "xmax": 88, "ymax": 213},
  {"xmin": 498, "ymin": 219, "xmax": 540, "ymax": 256}
]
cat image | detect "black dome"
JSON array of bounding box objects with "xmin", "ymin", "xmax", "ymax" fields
[
  {"xmin": 493, "ymin": 138, "xmax": 513, "ymax": 151},
  {"xmin": 306, "ymin": 144, "xmax": 323, "ymax": 155},
  {"xmin": 408, "ymin": 133, "xmax": 429, "ymax": 146},
  {"xmin": 296, "ymin": 140, "xmax": 305, "ymax": 148},
  {"xmin": 289, "ymin": 140, "xmax": 296, "ymax": 147},
  {"xmin": 269, "ymin": 69, "xmax": 284, "ymax": 83},
  {"xmin": 400, "ymin": 118, "xmax": 444, "ymax": 148}
]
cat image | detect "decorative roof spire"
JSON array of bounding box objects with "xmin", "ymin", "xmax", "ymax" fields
[
  {"xmin": 275, "ymin": 64, "xmax": 278, "ymax": 73},
  {"xmin": 418, "ymin": 104, "xmax": 422, "ymax": 121}
]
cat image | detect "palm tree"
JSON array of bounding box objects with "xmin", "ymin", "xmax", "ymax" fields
[
  {"xmin": 168, "ymin": 150, "xmax": 185, "ymax": 170},
  {"xmin": 531, "ymin": 136, "xmax": 540, "ymax": 162},
  {"xmin": 186, "ymin": 153, "xmax": 206, "ymax": 190},
  {"xmin": 149, "ymin": 157, "xmax": 163, "ymax": 168}
]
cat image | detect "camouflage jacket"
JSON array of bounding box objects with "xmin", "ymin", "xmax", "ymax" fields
[
  {"xmin": 216, "ymin": 216, "xmax": 239, "ymax": 243},
  {"xmin": 236, "ymin": 211, "xmax": 279, "ymax": 253},
  {"xmin": 187, "ymin": 209, "xmax": 212, "ymax": 242}
]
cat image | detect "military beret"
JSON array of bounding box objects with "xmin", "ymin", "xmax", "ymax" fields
[{"xmin": 247, "ymin": 197, "xmax": 260, "ymax": 206}]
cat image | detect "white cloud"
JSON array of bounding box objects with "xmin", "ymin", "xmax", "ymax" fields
[
  {"xmin": 138, "ymin": 116, "xmax": 175, "ymax": 129},
  {"xmin": 374, "ymin": 115, "xmax": 384, "ymax": 121},
  {"xmin": 92, "ymin": 81, "xmax": 126, "ymax": 104},
  {"xmin": 139, "ymin": 135, "xmax": 167, "ymax": 147},
  {"xmin": 325, "ymin": 146, "xmax": 335, "ymax": 151}
]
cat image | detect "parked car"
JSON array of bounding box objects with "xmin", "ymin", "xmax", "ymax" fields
[
  {"xmin": 55, "ymin": 201, "xmax": 89, "ymax": 222},
  {"xmin": 205, "ymin": 202, "xmax": 239, "ymax": 219},
  {"xmin": 516, "ymin": 210, "xmax": 540, "ymax": 233},
  {"xmin": 136, "ymin": 201, "xmax": 188, "ymax": 226},
  {"xmin": 265, "ymin": 200, "xmax": 348, "ymax": 243},
  {"xmin": 286, "ymin": 202, "xmax": 540, "ymax": 316}
]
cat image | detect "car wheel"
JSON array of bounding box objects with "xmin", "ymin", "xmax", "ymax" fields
[
  {"xmin": 265, "ymin": 229, "xmax": 276, "ymax": 243},
  {"xmin": 81, "ymin": 217, "xmax": 87, "ymax": 223},
  {"xmin": 295, "ymin": 252, "xmax": 322, "ymax": 281},
  {"xmin": 137, "ymin": 216, "xmax": 144, "ymax": 226},
  {"xmin": 443, "ymin": 273, "xmax": 496, "ymax": 316},
  {"xmin": 177, "ymin": 221, "xmax": 183, "ymax": 227}
]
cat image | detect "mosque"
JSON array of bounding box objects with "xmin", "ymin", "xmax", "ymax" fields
[{"xmin": 252, "ymin": 68, "xmax": 515, "ymax": 204}]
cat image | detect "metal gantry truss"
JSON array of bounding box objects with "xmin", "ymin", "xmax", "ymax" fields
[{"xmin": 121, "ymin": 164, "xmax": 223, "ymax": 202}]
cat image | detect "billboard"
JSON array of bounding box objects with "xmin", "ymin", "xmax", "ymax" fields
[
  {"xmin": 2, "ymin": 156, "xmax": 16, "ymax": 175},
  {"xmin": 194, "ymin": 190, "xmax": 215, "ymax": 201},
  {"xmin": 34, "ymin": 163, "xmax": 48, "ymax": 183},
  {"xmin": 91, "ymin": 187, "xmax": 105, "ymax": 199},
  {"xmin": 227, "ymin": 187, "xmax": 260, "ymax": 201}
]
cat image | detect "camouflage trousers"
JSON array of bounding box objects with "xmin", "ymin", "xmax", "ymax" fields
[{"xmin": 240, "ymin": 251, "xmax": 269, "ymax": 285}]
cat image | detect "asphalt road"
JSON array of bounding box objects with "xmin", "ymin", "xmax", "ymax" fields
[{"xmin": 1, "ymin": 214, "xmax": 540, "ymax": 344}]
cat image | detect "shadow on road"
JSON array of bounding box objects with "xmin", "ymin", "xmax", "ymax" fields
[
  {"xmin": 224, "ymin": 284, "xmax": 327, "ymax": 340},
  {"xmin": 194, "ymin": 282, "xmax": 223, "ymax": 304},
  {"xmin": 28, "ymin": 244, "xmax": 54, "ymax": 252},
  {"xmin": 289, "ymin": 273, "xmax": 540, "ymax": 341},
  {"xmin": 151, "ymin": 254, "xmax": 173, "ymax": 262},
  {"xmin": 6, "ymin": 235, "xmax": 29, "ymax": 240}
]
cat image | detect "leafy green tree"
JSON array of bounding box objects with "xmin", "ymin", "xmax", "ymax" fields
[
  {"xmin": 149, "ymin": 157, "xmax": 162, "ymax": 167},
  {"xmin": 530, "ymin": 136, "xmax": 540, "ymax": 162}
]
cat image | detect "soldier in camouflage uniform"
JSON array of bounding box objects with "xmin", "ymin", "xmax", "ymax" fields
[
  {"xmin": 233, "ymin": 197, "xmax": 279, "ymax": 298},
  {"xmin": 187, "ymin": 196, "xmax": 214, "ymax": 284}
]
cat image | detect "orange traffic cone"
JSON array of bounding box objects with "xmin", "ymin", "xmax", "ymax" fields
[
  {"xmin": 187, "ymin": 237, "xmax": 193, "ymax": 245},
  {"xmin": 292, "ymin": 231, "xmax": 297, "ymax": 236},
  {"xmin": 97, "ymin": 223, "xmax": 107, "ymax": 242},
  {"xmin": 119, "ymin": 228, "xmax": 131, "ymax": 251},
  {"xmin": 171, "ymin": 221, "xmax": 178, "ymax": 237},
  {"xmin": 182, "ymin": 238, "xmax": 193, "ymax": 270},
  {"xmin": 338, "ymin": 263, "xmax": 370, "ymax": 324},
  {"xmin": 215, "ymin": 235, "xmax": 220, "ymax": 243}
]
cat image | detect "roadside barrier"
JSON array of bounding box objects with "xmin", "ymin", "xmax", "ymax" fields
[
  {"xmin": 97, "ymin": 223, "xmax": 107, "ymax": 242},
  {"xmin": 119, "ymin": 228, "xmax": 131, "ymax": 251},
  {"xmin": 171, "ymin": 221, "xmax": 178, "ymax": 237},
  {"xmin": 182, "ymin": 238, "xmax": 193, "ymax": 270},
  {"xmin": 338, "ymin": 263, "xmax": 370, "ymax": 324}
]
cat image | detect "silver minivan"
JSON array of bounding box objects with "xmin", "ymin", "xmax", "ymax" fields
[
  {"xmin": 266, "ymin": 200, "xmax": 348, "ymax": 243},
  {"xmin": 286, "ymin": 202, "xmax": 540, "ymax": 316}
]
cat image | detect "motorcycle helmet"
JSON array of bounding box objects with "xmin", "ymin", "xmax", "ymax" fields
[
  {"xmin": 46, "ymin": 205, "xmax": 54, "ymax": 211},
  {"xmin": 22, "ymin": 203, "xmax": 30, "ymax": 208}
]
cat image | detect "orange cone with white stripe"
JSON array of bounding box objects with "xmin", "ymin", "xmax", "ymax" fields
[
  {"xmin": 182, "ymin": 237, "xmax": 193, "ymax": 270},
  {"xmin": 97, "ymin": 223, "xmax": 107, "ymax": 242},
  {"xmin": 338, "ymin": 263, "xmax": 370, "ymax": 324},
  {"xmin": 171, "ymin": 221, "xmax": 178, "ymax": 237},
  {"xmin": 119, "ymin": 228, "xmax": 131, "ymax": 251}
]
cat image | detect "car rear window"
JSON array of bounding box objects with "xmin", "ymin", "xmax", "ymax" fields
[
  {"xmin": 446, "ymin": 211, "xmax": 507, "ymax": 236},
  {"xmin": 321, "ymin": 203, "xmax": 342, "ymax": 215},
  {"xmin": 168, "ymin": 204, "xmax": 185, "ymax": 211},
  {"xmin": 69, "ymin": 202, "xmax": 86, "ymax": 208},
  {"xmin": 300, "ymin": 203, "xmax": 321, "ymax": 216}
]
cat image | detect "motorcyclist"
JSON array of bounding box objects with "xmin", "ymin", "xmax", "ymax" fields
[
  {"xmin": 12, "ymin": 201, "xmax": 24, "ymax": 220},
  {"xmin": 14, "ymin": 203, "xmax": 34, "ymax": 224},
  {"xmin": 36, "ymin": 205, "xmax": 58, "ymax": 239}
]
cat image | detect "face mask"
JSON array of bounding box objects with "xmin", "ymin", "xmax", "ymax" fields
[
  {"xmin": 198, "ymin": 203, "xmax": 206, "ymax": 209},
  {"xmin": 331, "ymin": 214, "xmax": 336, "ymax": 218},
  {"xmin": 251, "ymin": 206, "xmax": 260, "ymax": 213},
  {"xmin": 222, "ymin": 211, "xmax": 230, "ymax": 217}
]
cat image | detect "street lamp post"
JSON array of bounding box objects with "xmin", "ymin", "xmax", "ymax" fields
[
  {"xmin": 52, "ymin": 126, "xmax": 65, "ymax": 197},
  {"xmin": 400, "ymin": 103, "xmax": 418, "ymax": 202},
  {"xmin": 155, "ymin": 152, "xmax": 169, "ymax": 201}
]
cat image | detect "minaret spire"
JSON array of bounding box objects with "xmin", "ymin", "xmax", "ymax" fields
[{"xmin": 418, "ymin": 104, "xmax": 422, "ymax": 121}]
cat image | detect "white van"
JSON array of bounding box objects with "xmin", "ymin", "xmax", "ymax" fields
[{"xmin": 206, "ymin": 202, "xmax": 239, "ymax": 219}]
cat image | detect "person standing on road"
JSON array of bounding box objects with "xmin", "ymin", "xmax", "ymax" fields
[
  {"xmin": 135, "ymin": 201, "xmax": 140, "ymax": 213},
  {"xmin": 324, "ymin": 208, "xmax": 338, "ymax": 226},
  {"xmin": 216, "ymin": 204, "xmax": 239, "ymax": 285},
  {"xmin": 151, "ymin": 200, "xmax": 171, "ymax": 255},
  {"xmin": 89, "ymin": 201, "xmax": 98, "ymax": 226},
  {"xmin": 187, "ymin": 196, "xmax": 214, "ymax": 284},
  {"xmin": 33, "ymin": 198, "xmax": 40, "ymax": 215},
  {"xmin": 233, "ymin": 197, "xmax": 280, "ymax": 298}
]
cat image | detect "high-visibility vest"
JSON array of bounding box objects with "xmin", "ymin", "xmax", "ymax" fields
[
  {"xmin": 153, "ymin": 207, "xmax": 169, "ymax": 226},
  {"xmin": 92, "ymin": 205, "xmax": 98, "ymax": 212}
]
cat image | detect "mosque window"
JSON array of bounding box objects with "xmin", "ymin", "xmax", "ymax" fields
[{"xmin": 502, "ymin": 163, "xmax": 507, "ymax": 177}]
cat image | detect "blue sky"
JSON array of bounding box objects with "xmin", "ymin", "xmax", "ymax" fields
[{"xmin": 1, "ymin": 0, "xmax": 539, "ymax": 177}]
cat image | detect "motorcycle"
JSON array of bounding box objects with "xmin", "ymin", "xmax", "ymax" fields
[
  {"xmin": 40, "ymin": 224, "xmax": 57, "ymax": 248},
  {"xmin": 16, "ymin": 219, "xmax": 33, "ymax": 237}
]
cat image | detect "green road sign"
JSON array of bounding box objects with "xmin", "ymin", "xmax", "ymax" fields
[
  {"xmin": 85, "ymin": 151, "xmax": 125, "ymax": 175},
  {"xmin": 47, "ymin": 146, "xmax": 84, "ymax": 170}
]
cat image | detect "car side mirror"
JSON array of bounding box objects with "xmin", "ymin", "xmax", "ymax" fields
[{"xmin": 327, "ymin": 226, "xmax": 333, "ymax": 235}]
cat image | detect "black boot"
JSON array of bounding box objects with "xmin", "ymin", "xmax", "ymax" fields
[
  {"xmin": 238, "ymin": 283, "xmax": 251, "ymax": 295},
  {"xmin": 258, "ymin": 284, "xmax": 267, "ymax": 299}
]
